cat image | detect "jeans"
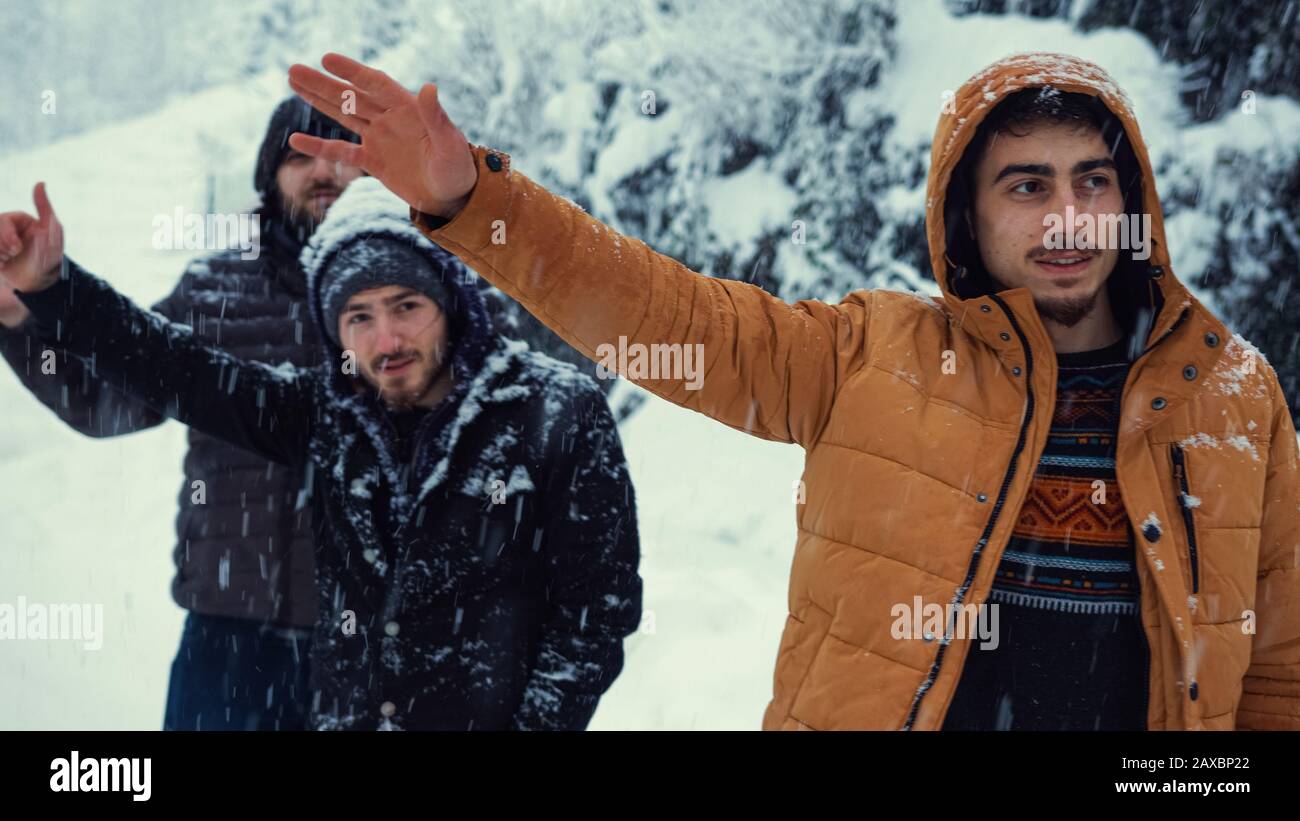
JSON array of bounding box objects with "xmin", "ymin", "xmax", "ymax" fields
[{"xmin": 163, "ymin": 612, "xmax": 314, "ymax": 731}]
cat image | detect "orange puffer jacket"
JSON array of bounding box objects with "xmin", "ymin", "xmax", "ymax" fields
[{"xmin": 414, "ymin": 52, "xmax": 1300, "ymax": 730}]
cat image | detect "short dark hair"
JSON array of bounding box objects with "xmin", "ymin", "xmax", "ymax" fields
[{"xmin": 969, "ymin": 86, "xmax": 1122, "ymax": 169}]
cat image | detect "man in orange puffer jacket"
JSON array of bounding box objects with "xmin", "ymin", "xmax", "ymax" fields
[{"xmin": 280, "ymin": 51, "xmax": 1299, "ymax": 730}]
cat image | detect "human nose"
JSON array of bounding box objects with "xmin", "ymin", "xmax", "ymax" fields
[
  {"xmin": 373, "ymin": 316, "xmax": 404, "ymax": 354},
  {"xmin": 309, "ymin": 156, "xmax": 340, "ymax": 183}
]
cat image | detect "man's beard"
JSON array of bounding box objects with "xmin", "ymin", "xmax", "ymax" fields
[
  {"xmin": 988, "ymin": 270, "xmax": 1103, "ymax": 328},
  {"xmin": 1033, "ymin": 288, "xmax": 1101, "ymax": 327},
  {"xmin": 369, "ymin": 352, "xmax": 448, "ymax": 410},
  {"xmin": 375, "ymin": 366, "xmax": 429, "ymax": 410},
  {"xmin": 278, "ymin": 187, "xmax": 339, "ymax": 233},
  {"xmin": 282, "ymin": 206, "xmax": 319, "ymax": 234}
]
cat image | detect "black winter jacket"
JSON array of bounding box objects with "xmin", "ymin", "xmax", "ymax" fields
[{"xmin": 17, "ymin": 259, "xmax": 643, "ymax": 731}]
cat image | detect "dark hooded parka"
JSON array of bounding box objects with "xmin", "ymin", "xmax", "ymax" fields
[{"xmin": 15, "ymin": 179, "xmax": 643, "ymax": 730}]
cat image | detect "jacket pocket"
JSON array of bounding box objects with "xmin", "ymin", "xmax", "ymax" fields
[{"xmin": 1169, "ymin": 443, "xmax": 1201, "ymax": 593}]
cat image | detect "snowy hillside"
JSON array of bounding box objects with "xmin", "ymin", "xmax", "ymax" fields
[
  {"xmin": 2, "ymin": 0, "xmax": 1298, "ymax": 729},
  {"xmin": 0, "ymin": 74, "xmax": 804, "ymax": 729}
]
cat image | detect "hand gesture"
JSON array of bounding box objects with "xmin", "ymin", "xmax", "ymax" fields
[
  {"xmin": 0, "ymin": 182, "xmax": 64, "ymax": 298},
  {"xmin": 287, "ymin": 53, "xmax": 479, "ymax": 219}
]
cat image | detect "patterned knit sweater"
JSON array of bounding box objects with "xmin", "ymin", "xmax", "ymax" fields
[{"xmin": 942, "ymin": 337, "xmax": 1150, "ymax": 730}]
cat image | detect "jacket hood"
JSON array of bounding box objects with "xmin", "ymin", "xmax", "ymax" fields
[
  {"xmin": 254, "ymin": 96, "xmax": 361, "ymax": 203},
  {"xmin": 300, "ymin": 177, "xmax": 494, "ymax": 385},
  {"xmin": 926, "ymin": 52, "xmax": 1192, "ymax": 353}
]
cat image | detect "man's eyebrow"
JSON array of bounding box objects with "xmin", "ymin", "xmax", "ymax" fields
[
  {"xmin": 1072, "ymin": 156, "xmax": 1116, "ymax": 174},
  {"xmin": 992, "ymin": 157, "xmax": 1117, "ymax": 185},
  {"xmin": 992, "ymin": 163, "xmax": 1053, "ymax": 183},
  {"xmin": 342, "ymin": 289, "xmax": 421, "ymax": 314}
]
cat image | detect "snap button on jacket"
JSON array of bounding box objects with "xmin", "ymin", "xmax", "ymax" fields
[{"xmin": 415, "ymin": 52, "xmax": 1300, "ymax": 730}]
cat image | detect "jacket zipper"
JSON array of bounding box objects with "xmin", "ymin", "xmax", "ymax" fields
[
  {"xmin": 1169, "ymin": 443, "xmax": 1200, "ymax": 593},
  {"xmin": 1128, "ymin": 305, "xmax": 1189, "ymax": 729},
  {"xmin": 1107, "ymin": 304, "xmax": 1189, "ymax": 730},
  {"xmin": 381, "ymin": 412, "xmax": 441, "ymax": 618},
  {"xmin": 903, "ymin": 293, "xmax": 1035, "ymax": 730},
  {"xmin": 905, "ymin": 302, "xmax": 1188, "ymax": 729},
  {"xmin": 392, "ymin": 405, "xmax": 449, "ymax": 539}
]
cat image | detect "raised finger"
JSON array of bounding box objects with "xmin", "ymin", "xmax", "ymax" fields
[
  {"xmin": 33, "ymin": 182, "xmax": 55, "ymax": 225},
  {"xmin": 320, "ymin": 53, "xmax": 412, "ymax": 109},
  {"xmin": 287, "ymin": 63, "xmax": 364, "ymax": 108},
  {"xmin": 290, "ymin": 70, "xmax": 386, "ymax": 122},
  {"xmin": 288, "ymin": 80, "xmax": 372, "ymax": 134},
  {"xmin": 287, "ymin": 133, "xmax": 366, "ymax": 167}
]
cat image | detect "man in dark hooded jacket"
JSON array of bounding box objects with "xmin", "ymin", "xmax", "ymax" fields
[
  {"xmin": 0, "ymin": 176, "xmax": 643, "ymax": 731},
  {"xmin": 0, "ymin": 97, "xmax": 362, "ymax": 729}
]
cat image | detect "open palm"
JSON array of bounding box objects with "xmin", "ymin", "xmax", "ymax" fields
[{"xmin": 287, "ymin": 53, "xmax": 479, "ymax": 218}]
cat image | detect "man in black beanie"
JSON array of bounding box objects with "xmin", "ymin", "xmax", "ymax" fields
[
  {"xmin": 2, "ymin": 177, "xmax": 643, "ymax": 731},
  {"xmin": 0, "ymin": 97, "xmax": 362, "ymax": 730}
]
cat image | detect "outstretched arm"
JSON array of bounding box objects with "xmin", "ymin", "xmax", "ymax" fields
[
  {"xmin": 286, "ymin": 54, "xmax": 872, "ymax": 448},
  {"xmin": 0, "ymin": 267, "xmax": 220, "ymax": 438},
  {"xmin": 0, "ymin": 185, "xmax": 315, "ymax": 467}
]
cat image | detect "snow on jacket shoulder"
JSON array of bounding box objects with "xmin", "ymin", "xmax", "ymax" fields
[
  {"xmin": 18, "ymin": 253, "xmax": 641, "ymax": 731},
  {"xmin": 414, "ymin": 52, "xmax": 1300, "ymax": 731}
]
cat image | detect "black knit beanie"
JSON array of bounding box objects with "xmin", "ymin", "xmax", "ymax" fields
[{"xmin": 319, "ymin": 238, "xmax": 456, "ymax": 348}]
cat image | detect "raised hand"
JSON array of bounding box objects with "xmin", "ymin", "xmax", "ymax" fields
[
  {"xmin": 287, "ymin": 53, "xmax": 479, "ymax": 219},
  {"xmin": 0, "ymin": 182, "xmax": 64, "ymax": 297}
]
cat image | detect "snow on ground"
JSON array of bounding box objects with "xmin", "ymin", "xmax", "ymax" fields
[
  {"xmin": 3, "ymin": 3, "xmax": 1296, "ymax": 730},
  {"xmin": 590, "ymin": 387, "xmax": 802, "ymax": 730},
  {"xmin": 0, "ymin": 72, "xmax": 804, "ymax": 730},
  {"xmin": 0, "ymin": 77, "xmax": 293, "ymax": 730}
]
